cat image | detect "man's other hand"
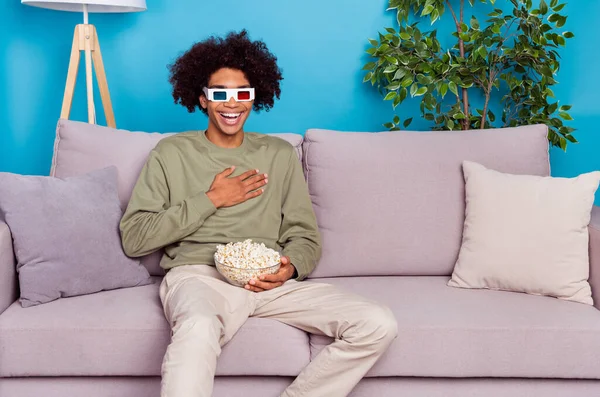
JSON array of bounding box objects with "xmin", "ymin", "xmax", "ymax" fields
[{"xmin": 245, "ymin": 256, "xmax": 296, "ymax": 292}]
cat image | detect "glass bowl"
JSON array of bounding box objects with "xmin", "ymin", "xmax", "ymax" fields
[{"xmin": 214, "ymin": 255, "xmax": 281, "ymax": 287}]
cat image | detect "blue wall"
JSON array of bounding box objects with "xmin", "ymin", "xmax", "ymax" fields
[{"xmin": 1, "ymin": 1, "xmax": 598, "ymax": 201}]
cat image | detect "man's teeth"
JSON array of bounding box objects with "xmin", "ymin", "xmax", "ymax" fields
[{"xmin": 220, "ymin": 112, "xmax": 241, "ymax": 119}]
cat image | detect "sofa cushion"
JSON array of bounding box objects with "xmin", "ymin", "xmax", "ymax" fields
[
  {"xmin": 0, "ymin": 167, "xmax": 152, "ymax": 308},
  {"xmin": 448, "ymin": 161, "xmax": 598, "ymax": 305},
  {"xmin": 303, "ymin": 125, "xmax": 550, "ymax": 277},
  {"xmin": 51, "ymin": 119, "xmax": 304, "ymax": 276},
  {"xmin": 0, "ymin": 277, "xmax": 310, "ymax": 377},
  {"xmin": 591, "ymin": 206, "xmax": 600, "ymax": 310},
  {"xmin": 309, "ymin": 276, "xmax": 600, "ymax": 379}
]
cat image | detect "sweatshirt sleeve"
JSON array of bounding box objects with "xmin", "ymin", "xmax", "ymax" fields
[
  {"xmin": 278, "ymin": 151, "xmax": 322, "ymax": 280},
  {"xmin": 120, "ymin": 150, "xmax": 217, "ymax": 257}
]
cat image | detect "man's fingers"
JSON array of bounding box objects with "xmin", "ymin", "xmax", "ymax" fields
[
  {"xmin": 244, "ymin": 284, "xmax": 264, "ymax": 293},
  {"xmin": 248, "ymin": 279, "xmax": 282, "ymax": 290},
  {"xmin": 220, "ymin": 166, "xmax": 235, "ymax": 177},
  {"xmin": 259, "ymin": 273, "xmax": 286, "ymax": 283},
  {"xmin": 238, "ymin": 168, "xmax": 260, "ymax": 181},
  {"xmin": 245, "ymin": 189, "xmax": 264, "ymax": 200},
  {"xmin": 246, "ymin": 179, "xmax": 267, "ymax": 193},
  {"xmin": 243, "ymin": 173, "xmax": 267, "ymax": 186}
]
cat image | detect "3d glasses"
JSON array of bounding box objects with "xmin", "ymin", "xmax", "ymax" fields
[{"xmin": 202, "ymin": 87, "xmax": 255, "ymax": 102}]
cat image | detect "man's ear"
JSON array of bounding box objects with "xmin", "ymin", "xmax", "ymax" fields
[{"xmin": 199, "ymin": 95, "xmax": 208, "ymax": 109}]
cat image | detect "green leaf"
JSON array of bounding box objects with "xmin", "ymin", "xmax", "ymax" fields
[
  {"xmin": 400, "ymin": 32, "xmax": 411, "ymax": 40},
  {"xmin": 414, "ymin": 87, "xmax": 428, "ymax": 96},
  {"xmin": 550, "ymin": 0, "xmax": 558, "ymax": 7},
  {"xmin": 552, "ymin": 3, "xmax": 566, "ymax": 12},
  {"xmin": 393, "ymin": 94, "xmax": 402, "ymax": 109},
  {"xmin": 393, "ymin": 115, "xmax": 400, "ymax": 124},
  {"xmin": 563, "ymin": 31, "xmax": 574, "ymax": 39},
  {"xmin": 403, "ymin": 117, "xmax": 413, "ymax": 128},
  {"xmin": 384, "ymin": 91, "xmax": 397, "ymax": 101},
  {"xmin": 410, "ymin": 84, "xmax": 418, "ymax": 97},
  {"xmin": 383, "ymin": 65, "xmax": 397, "ymax": 73},
  {"xmin": 393, "ymin": 68, "xmax": 407, "ymax": 80},
  {"xmin": 556, "ymin": 15, "xmax": 567, "ymax": 28},
  {"xmin": 416, "ymin": 74, "xmax": 433, "ymax": 85},
  {"xmin": 440, "ymin": 83, "xmax": 448, "ymax": 98},
  {"xmin": 401, "ymin": 77, "xmax": 413, "ymax": 87},
  {"xmin": 362, "ymin": 62, "xmax": 376, "ymax": 71},
  {"xmin": 471, "ymin": 16, "xmax": 480, "ymax": 30},
  {"xmin": 491, "ymin": 24, "xmax": 501, "ymax": 34},
  {"xmin": 539, "ymin": 0, "xmax": 548, "ymax": 15},
  {"xmin": 559, "ymin": 105, "xmax": 572, "ymax": 111},
  {"xmin": 559, "ymin": 112, "xmax": 573, "ymax": 120},
  {"xmin": 399, "ymin": 87, "xmax": 408, "ymax": 102},
  {"xmin": 368, "ymin": 38, "xmax": 379, "ymax": 47},
  {"xmin": 453, "ymin": 112, "xmax": 466, "ymax": 120},
  {"xmin": 565, "ymin": 134, "xmax": 578, "ymax": 143},
  {"xmin": 421, "ymin": 5, "xmax": 434, "ymax": 16},
  {"xmin": 448, "ymin": 81, "xmax": 459, "ymax": 96},
  {"xmin": 363, "ymin": 72, "xmax": 373, "ymax": 83},
  {"xmin": 447, "ymin": 119, "xmax": 455, "ymax": 130},
  {"xmin": 559, "ymin": 136, "xmax": 567, "ymax": 151},
  {"xmin": 556, "ymin": 35, "xmax": 566, "ymax": 46},
  {"xmin": 477, "ymin": 46, "xmax": 487, "ymax": 59},
  {"xmin": 540, "ymin": 65, "xmax": 553, "ymax": 76},
  {"xmin": 383, "ymin": 122, "xmax": 394, "ymax": 129}
]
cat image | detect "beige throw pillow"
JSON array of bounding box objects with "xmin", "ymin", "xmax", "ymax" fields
[{"xmin": 448, "ymin": 161, "xmax": 600, "ymax": 305}]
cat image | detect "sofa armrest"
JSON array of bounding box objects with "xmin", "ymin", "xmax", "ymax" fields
[
  {"xmin": 0, "ymin": 221, "xmax": 18, "ymax": 314},
  {"xmin": 590, "ymin": 206, "xmax": 600, "ymax": 310}
]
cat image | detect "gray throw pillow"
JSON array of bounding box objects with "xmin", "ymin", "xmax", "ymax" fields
[{"xmin": 0, "ymin": 166, "xmax": 152, "ymax": 307}]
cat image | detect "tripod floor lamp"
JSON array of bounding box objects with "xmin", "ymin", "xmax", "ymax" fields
[{"xmin": 22, "ymin": 1, "xmax": 147, "ymax": 128}]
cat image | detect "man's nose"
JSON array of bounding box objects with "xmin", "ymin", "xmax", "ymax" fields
[{"xmin": 225, "ymin": 97, "xmax": 237, "ymax": 106}]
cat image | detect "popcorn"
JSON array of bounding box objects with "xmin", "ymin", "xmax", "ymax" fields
[{"xmin": 214, "ymin": 239, "xmax": 281, "ymax": 286}]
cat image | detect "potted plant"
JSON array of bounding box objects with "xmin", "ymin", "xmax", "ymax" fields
[{"xmin": 363, "ymin": 0, "xmax": 574, "ymax": 149}]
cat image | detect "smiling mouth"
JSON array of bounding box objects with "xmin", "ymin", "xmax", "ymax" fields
[{"xmin": 218, "ymin": 111, "xmax": 243, "ymax": 126}]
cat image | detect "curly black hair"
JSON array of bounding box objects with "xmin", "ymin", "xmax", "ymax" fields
[{"xmin": 168, "ymin": 30, "xmax": 283, "ymax": 115}]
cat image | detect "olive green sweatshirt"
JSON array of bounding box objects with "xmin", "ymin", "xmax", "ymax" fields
[{"xmin": 119, "ymin": 130, "xmax": 321, "ymax": 280}]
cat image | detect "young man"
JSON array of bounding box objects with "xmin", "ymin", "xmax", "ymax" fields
[{"xmin": 120, "ymin": 30, "xmax": 397, "ymax": 397}]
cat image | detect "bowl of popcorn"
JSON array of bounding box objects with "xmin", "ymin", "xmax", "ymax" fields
[{"xmin": 214, "ymin": 239, "xmax": 281, "ymax": 287}]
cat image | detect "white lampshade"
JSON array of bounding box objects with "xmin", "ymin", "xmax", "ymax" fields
[{"xmin": 21, "ymin": 0, "xmax": 146, "ymax": 13}]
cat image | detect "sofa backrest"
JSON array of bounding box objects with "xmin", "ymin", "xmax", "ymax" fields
[
  {"xmin": 51, "ymin": 119, "xmax": 303, "ymax": 276},
  {"xmin": 303, "ymin": 125, "xmax": 550, "ymax": 278}
]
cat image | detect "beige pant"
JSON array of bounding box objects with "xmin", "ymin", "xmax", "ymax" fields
[{"xmin": 159, "ymin": 265, "xmax": 398, "ymax": 397}]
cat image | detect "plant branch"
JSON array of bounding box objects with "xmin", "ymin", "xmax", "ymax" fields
[
  {"xmin": 446, "ymin": 0, "xmax": 460, "ymax": 28},
  {"xmin": 446, "ymin": 1, "xmax": 470, "ymax": 129},
  {"xmin": 480, "ymin": 74, "xmax": 495, "ymax": 129}
]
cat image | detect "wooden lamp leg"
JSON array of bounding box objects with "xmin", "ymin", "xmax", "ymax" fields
[
  {"xmin": 59, "ymin": 24, "xmax": 117, "ymax": 129},
  {"xmin": 60, "ymin": 25, "xmax": 82, "ymax": 121},
  {"xmin": 91, "ymin": 27, "xmax": 116, "ymax": 128},
  {"xmin": 83, "ymin": 24, "xmax": 95, "ymax": 124}
]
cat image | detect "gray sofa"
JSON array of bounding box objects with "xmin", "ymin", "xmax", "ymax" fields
[{"xmin": 1, "ymin": 120, "xmax": 599, "ymax": 397}]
